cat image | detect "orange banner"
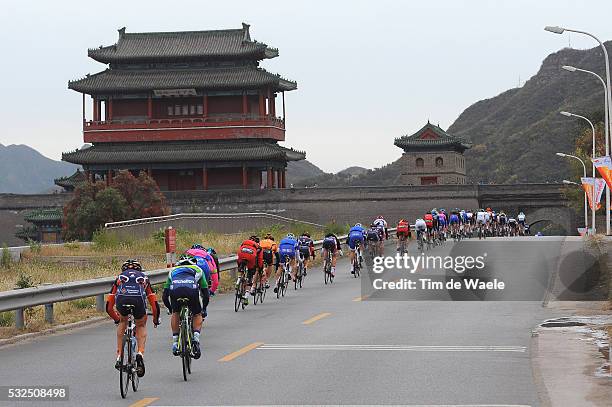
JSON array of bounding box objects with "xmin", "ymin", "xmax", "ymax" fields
[
  {"xmin": 592, "ymin": 156, "xmax": 612, "ymax": 189},
  {"xmin": 581, "ymin": 177, "xmax": 605, "ymax": 211}
]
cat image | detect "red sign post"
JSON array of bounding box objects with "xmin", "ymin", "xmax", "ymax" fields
[{"xmin": 165, "ymin": 227, "xmax": 177, "ymax": 267}]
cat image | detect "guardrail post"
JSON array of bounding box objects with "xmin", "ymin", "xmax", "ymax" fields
[
  {"xmin": 44, "ymin": 303, "xmax": 54, "ymax": 324},
  {"xmin": 15, "ymin": 308, "xmax": 24, "ymax": 329},
  {"xmin": 96, "ymin": 294, "xmax": 105, "ymax": 312}
]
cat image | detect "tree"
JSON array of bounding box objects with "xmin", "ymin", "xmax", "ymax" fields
[{"xmin": 62, "ymin": 171, "xmax": 169, "ymax": 241}]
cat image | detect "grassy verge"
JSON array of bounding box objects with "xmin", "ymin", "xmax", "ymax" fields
[{"xmin": 0, "ymin": 224, "xmax": 328, "ymax": 335}]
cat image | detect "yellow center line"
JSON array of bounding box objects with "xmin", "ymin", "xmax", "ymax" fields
[
  {"xmin": 129, "ymin": 398, "xmax": 159, "ymax": 407},
  {"xmin": 302, "ymin": 312, "xmax": 332, "ymax": 325},
  {"xmin": 218, "ymin": 342, "xmax": 264, "ymax": 362},
  {"xmin": 353, "ymin": 295, "xmax": 369, "ymax": 301}
]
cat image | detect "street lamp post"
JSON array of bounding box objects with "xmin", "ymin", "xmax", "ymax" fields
[
  {"xmin": 557, "ymin": 153, "xmax": 588, "ymax": 233},
  {"xmin": 560, "ymin": 112, "xmax": 596, "ymax": 233},
  {"xmin": 546, "ymin": 26, "xmax": 611, "ymax": 235},
  {"xmin": 561, "ymin": 65, "xmax": 608, "ymax": 160}
]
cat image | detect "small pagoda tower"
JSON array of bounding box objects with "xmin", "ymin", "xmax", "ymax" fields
[{"xmin": 394, "ymin": 122, "xmax": 471, "ymax": 185}]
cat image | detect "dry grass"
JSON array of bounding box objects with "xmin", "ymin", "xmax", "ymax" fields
[{"xmin": 0, "ymin": 224, "xmax": 326, "ymax": 335}]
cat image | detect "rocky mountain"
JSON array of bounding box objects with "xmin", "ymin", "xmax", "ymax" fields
[
  {"xmin": 337, "ymin": 166, "xmax": 368, "ymax": 178},
  {"xmin": 448, "ymin": 42, "xmax": 611, "ymax": 183},
  {"xmin": 0, "ymin": 143, "xmax": 79, "ymax": 194}
]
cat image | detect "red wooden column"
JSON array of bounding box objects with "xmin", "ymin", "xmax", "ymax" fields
[
  {"xmin": 258, "ymin": 92, "xmax": 265, "ymax": 117},
  {"xmin": 242, "ymin": 92, "xmax": 248, "ymax": 117},
  {"xmin": 258, "ymin": 170, "xmax": 263, "ymax": 189},
  {"xmin": 281, "ymin": 169, "xmax": 286, "ymax": 188},
  {"xmin": 267, "ymin": 166, "xmax": 273, "ymax": 189},
  {"xmin": 82, "ymin": 94, "xmax": 86, "ymax": 124},
  {"xmin": 147, "ymin": 95, "xmax": 153, "ymax": 118},
  {"xmin": 106, "ymin": 169, "xmax": 113, "ymax": 186},
  {"xmin": 242, "ymin": 164, "xmax": 248, "ymax": 190},
  {"xmin": 203, "ymin": 95, "xmax": 208, "ymax": 118},
  {"xmin": 202, "ymin": 167, "xmax": 208, "ymax": 190},
  {"xmin": 270, "ymin": 94, "xmax": 276, "ymax": 117},
  {"xmin": 266, "ymin": 88, "xmax": 271, "ymax": 117},
  {"xmin": 272, "ymin": 168, "xmax": 277, "ymax": 189},
  {"xmin": 107, "ymin": 99, "xmax": 113, "ymax": 120},
  {"xmin": 93, "ymin": 98, "xmax": 99, "ymax": 122},
  {"xmin": 276, "ymin": 169, "xmax": 282, "ymax": 188}
]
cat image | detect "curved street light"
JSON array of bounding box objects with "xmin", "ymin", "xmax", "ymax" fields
[
  {"xmin": 559, "ymin": 112, "xmax": 596, "ymax": 233},
  {"xmin": 546, "ymin": 26, "xmax": 611, "ymax": 235},
  {"xmin": 556, "ymin": 152, "xmax": 588, "ymax": 232}
]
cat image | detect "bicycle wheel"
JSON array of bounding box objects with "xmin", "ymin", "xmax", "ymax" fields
[
  {"xmin": 324, "ymin": 261, "xmax": 329, "ymax": 285},
  {"xmin": 253, "ymin": 279, "xmax": 259, "ymax": 306},
  {"xmin": 119, "ymin": 335, "xmax": 129, "ymax": 399},
  {"xmin": 181, "ymin": 324, "xmax": 189, "ymax": 381},
  {"xmin": 261, "ymin": 281, "xmax": 267, "ymax": 303},
  {"xmin": 281, "ymin": 272, "xmax": 287, "ymax": 297},
  {"xmin": 131, "ymin": 350, "xmax": 139, "ymax": 392},
  {"xmin": 234, "ymin": 285, "xmax": 242, "ymax": 312}
]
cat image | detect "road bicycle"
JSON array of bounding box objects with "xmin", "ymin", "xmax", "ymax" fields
[
  {"xmin": 176, "ymin": 298, "xmax": 194, "ymax": 381},
  {"xmin": 234, "ymin": 262, "xmax": 248, "ymax": 312},
  {"xmin": 397, "ymin": 235, "xmax": 408, "ymax": 255},
  {"xmin": 276, "ymin": 257, "xmax": 289, "ymax": 298},
  {"xmin": 295, "ymin": 252, "xmax": 305, "ymax": 290},
  {"xmin": 323, "ymin": 248, "xmax": 334, "ymax": 285},
  {"xmin": 416, "ymin": 230, "xmax": 424, "ymax": 252},
  {"xmin": 352, "ymin": 242, "xmax": 362, "ymax": 278},
  {"xmin": 252, "ymin": 268, "xmax": 267, "ymax": 305},
  {"xmin": 118, "ymin": 305, "xmax": 139, "ymax": 399}
]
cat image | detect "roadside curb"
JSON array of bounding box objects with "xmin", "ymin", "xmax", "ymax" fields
[
  {"xmin": 0, "ymin": 316, "xmax": 109, "ymax": 348},
  {"xmin": 530, "ymin": 329, "xmax": 553, "ymax": 407}
]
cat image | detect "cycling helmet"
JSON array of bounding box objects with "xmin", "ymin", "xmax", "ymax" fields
[
  {"xmin": 121, "ymin": 259, "xmax": 142, "ymax": 272},
  {"xmin": 206, "ymin": 247, "xmax": 217, "ymax": 255},
  {"xmin": 191, "ymin": 243, "xmax": 204, "ymax": 250},
  {"xmin": 286, "ymin": 233, "xmax": 296, "ymax": 239},
  {"xmin": 370, "ymin": 223, "xmax": 377, "ymax": 228},
  {"xmin": 176, "ymin": 254, "xmax": 197, "ymax": 266},
  {"xmin": 264, "ymin": 233, "xmax": 273, "ymax": 240},
  {"xmin": 355, "ymin": 223, "xmax": 362, "ymax": 228},
  {"xmin": 249, "ymin": 235, "xmax": 260, "ymax": 243},
  {"xmin": 302, "ymin": 231, "xmax": 311, "ymax": 238}
]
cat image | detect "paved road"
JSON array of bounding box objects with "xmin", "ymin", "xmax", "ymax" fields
[{"xmin": 0, "ymin": 237, "xmax": 565, "ymax": 407}]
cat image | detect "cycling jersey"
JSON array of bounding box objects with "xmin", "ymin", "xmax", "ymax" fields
[
  {"xmin": 476, "ymin": 211, "xmax": 486, "ymax": 224},
  {"xmin": 347, "ymin": 225, "xmax": 366, "ymax": 250},
  {"xmin": 279, "ymin": 237, "xmax": 298, "ymax": 262},
  {"xmin": 298, "ymin": 235, "xmax": 315, "ymax": 258},
  {"xmin": 397, "ymin": 221, "xmax": 410, "ymax": 235},
  {"xmin": 449, "ymin": 214, "xmax": 459, "ymax": 224},
  {"xmin": 163, "ymin": 265, "xmax": 208, "ymax": 314},
  {"xmin": 366, "ymin": 227, "xmax": 381, "ymax": 241},
  {"xmin": 237, "ymin": 239, "xmax": 263, "ymax": 271},
  {"xmin": 106, "ymin": 269, "xmax": 159, "ymax": 322},
  {"xmin": 260, "ymin": 238, "xmax": 278, "ymax": 266},
  {"xmin": 517, "ymin": 213, "xmax": 526, "ymax": 223},
  {"xmin": 322, "ymin": 234, "xmax": 341, "ymax": 252},
  {"xmin": 414, "ymin": 219, "xmax": 427, "ymax": 231},
  {"xmin": 424, "ymin": 214, "xmax": 433, "ymax": 228}
]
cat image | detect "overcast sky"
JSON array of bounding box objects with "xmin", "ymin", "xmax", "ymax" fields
[{"xmin": 2, "ymin": 0, "xmax": 612, "ymax": 173}]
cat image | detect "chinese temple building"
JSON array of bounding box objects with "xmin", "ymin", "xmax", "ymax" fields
[
  {"xmin": 54, "ymin": 169, "xmax": 86, "ymax": 192},
  {"xmin": 395, "ymin": 122, "xmax": 471, "ymax": 185},
  {"xmin": 16, "ymin": 209, "xmax": 64, "ymax": 243},
  {"xmin": 64, "ymin": 24, "xmax": 304, "ymax": 190}
]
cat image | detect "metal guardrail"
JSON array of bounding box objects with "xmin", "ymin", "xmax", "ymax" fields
[
  {"xmin": 104, "ymin": 212, "xmax": 325, "ymax": 229},
  {"xmin": 0, "ymin": 227, "xmax": 396, "ymax": 329}
]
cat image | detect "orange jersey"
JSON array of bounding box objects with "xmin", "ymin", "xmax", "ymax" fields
[{"xmin": 259, "ymin": 238, "xmax": 278, "ymax": 252}]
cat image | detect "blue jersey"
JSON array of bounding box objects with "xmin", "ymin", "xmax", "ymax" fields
[
  {"xmin": 194, "ymin": 256, "xmax": 212, "ymax": 282},
  {"xmin": 279, "ymin": 237, "xmax": 298, "ymax": 256},
  {"xmin": 115, "ymin": 270, "xmax": 148, "ymax": 300},
  {"xmin": 449, "ymin": 214, "xmax": 459, "ymax": 224},
  {"xmin": 348, "ymin": 226, "xmax": 365, "ymax": 249}
]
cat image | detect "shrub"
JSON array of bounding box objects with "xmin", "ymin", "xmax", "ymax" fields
[
  {"xmin": 28, "ymin": 239, "xmax": 42, "ymax": 254},
  {"xmin": 324, "ymin": 221, "xmax": 349, "ymax": 236},
  {"xmin": 72, "ymin": 298, "xmax": 95, "ymax": 309},
  {"xmin": 63, "ymin": 241, "xmax": 81, "ymax": 251},
  {"xmin": 0, "ymin": 311, "xmax": 14, "ymax": 327},
  {"xmin": 15, "ymin": 271, "xmax": 35, "ymax": 289},
  {"xmin": 1, "ymin": 244, "xmax": 10, "ymax": 268}
]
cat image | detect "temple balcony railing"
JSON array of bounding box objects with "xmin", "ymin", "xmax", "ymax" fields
[{"xmin": 82, "ymin": 114, "xmax": 286, "ymax": 143}]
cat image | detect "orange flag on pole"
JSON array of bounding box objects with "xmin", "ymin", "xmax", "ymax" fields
[
  {"xmin": 592, "ymin": 156, "xmax": 612, "ymax": 189},
  {"xmin": 581, "ymin": 177, "xmax": 606, "ymax": 211}
]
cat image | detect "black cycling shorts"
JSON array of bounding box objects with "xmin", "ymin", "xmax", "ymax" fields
[
  {"xmin": 116, "ymin": 295, "xmax": 147, "ymax": 319},
  {"xmin": 262, "ymin": 249, "xmax": 274, "ymax": 265},
  {"xmin": 169, "ymin": 286, "xmax": 202, "ymax": 315},
  {"xmin": 299, "ymin": 247, "xmax": 311, "ymax": 259},
  {"xmin": 322, "ymin": 240, "xmax": 337, "ymax": 252}
]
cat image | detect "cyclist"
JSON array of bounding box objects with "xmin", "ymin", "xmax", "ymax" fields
[
  {"xmin": 365, "ymin": 223, "xmax": 382, "ymax": 256},
  {"xmin": 449, "ymin": 210, "xmax": 460, "ymax": 238},
  {"xmin": 237, "ymin": 236, "xmax": 262, "ymax": 302},
  {"xmin": 517, "ymin": 211, "xmax": 526, "ymax": 234},
  {"xmin": 186, "ymin": 244, "xmax": 218, "ymax": 297},
  {"xmin": 508, "ymin": 217, "xmax": 518, "ymax": 235},
  {"xmin": 347, "ymin": 223, "xmax": 365, "ymax": 275},
  {"xmin": 438, "ymin": 210, "xmax": 447, "ymax": 240},
  {"xmin": 259, "ymin": 233, "xmax": 278, "ymax": 289},
  {"xmin": 414, "ymin": 218, "xmax": 427, "ymax": 249},
  {"xmin": 206, "ymin": 247, "xmax": 220, "ymax": 294},
  {"xmin": 106, "ymin": 260, "xmax": 160, "ymax": 377},
  {"xmin": 162, "ymin": 254, "xmax": 208, "ymax": 359},
  {"xmin": 424, "ymin": 212, "xmax": 434, "ymax": 243},
  {"xmin": 297, "ymin": 231, "xmax": 315, "ymax": 276},
  {"xmin": 275, "ymin": 233, "xmax": 298, "ymax": 293},
  {"xmin": 373, "ymin": 215, "xmax": 389, "ymax": 240},
  {"xmin": 396, "ymin": 218, "xmax": 410, "ymax": 251},
  {"xmin": 321, "ymin": 232, "xmax": 342, "ymax": 277}
]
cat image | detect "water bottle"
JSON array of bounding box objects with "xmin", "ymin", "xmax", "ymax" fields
[{"xmin": 130, "ymin": 336, "xmax": 137, "ymax": 355}]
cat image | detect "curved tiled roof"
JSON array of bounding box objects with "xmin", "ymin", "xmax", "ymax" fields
[
  {"xmin": 54, "ymin": 170, "xmax": 86, "ymax": 189},
  {"xmin": 88, "ymin": 24, "xmax": 278, "ymax": 63},
  {"xmin": 68, "ymin": 65, "xmax": 297, "ymax": 94},
  {"xmin": 62, "ymin": 141, "xmax": 306, "ymax": 165},
  {"xmin": 394, "ymin": 122, "xmax": 471, "ymax": 152},
  {"xmin": 23, "ymin": 209, "xmax": 63, "ymax": 223}
]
